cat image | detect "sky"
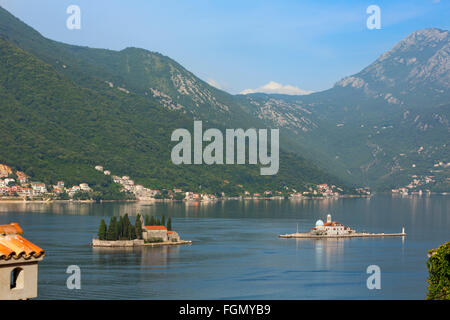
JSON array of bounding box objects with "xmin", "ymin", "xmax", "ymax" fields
[{"xmin": 0, "ymin": 0, "xmax": 448, "ymax": 94}]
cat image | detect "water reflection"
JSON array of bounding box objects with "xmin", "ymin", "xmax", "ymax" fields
[
  {"xmin": 295, "ymin": 238, "xmax": 346, "ymax": 269},
  {"xmin": 0, "ymin": 195, "xmax": 447, "ymax": 299},
  {"xmin": 92, "ymin": 246, "xmax": 180, "ymax": 269}
]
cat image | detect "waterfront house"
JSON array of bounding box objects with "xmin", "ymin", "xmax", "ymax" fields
[
  {"xmin": 9, "ymin": 186, "xmax": 22, "ymax": 195},
  {"xmin": 66, "ymin": 185, "xmax": 81, "ymax": 197},
  {"xmin": 31, "ymin": 182, "xmax": 47, "ymax": 195},
  {"xmin": 95, "ymin": 165, "xmax": 104, "ymax": 172},
  {"xmin": 0, "ymin": 223, "xmax": 45, "ymax": 300},
  {"xmin": 20, "ymin": 188, "xmax": 33, "ymax": 197},
  {"xmin": 142, "ymin": 226, "xmax": 180, "ymax": 242}
]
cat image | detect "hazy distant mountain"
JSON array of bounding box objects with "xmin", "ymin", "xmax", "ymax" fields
[
  {"xmin": 243, "ymin": 28, "xmax": 449, "ymax": 191},
  {"xmin": 335, "ymin": 28, "xmax": 449, "ymax": 106}
]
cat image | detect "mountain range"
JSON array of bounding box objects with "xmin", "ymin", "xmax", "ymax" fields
[
  {"xmin": 0, "ymin": 6, "xmax": 348, "ymax": 196},
  {"xmin": 0, "ymin": 6, "xmax": 448, "ymax": 194},
  {"xmin": 242, "ymin": 28, "xmax": 449, "ymax": 191}
]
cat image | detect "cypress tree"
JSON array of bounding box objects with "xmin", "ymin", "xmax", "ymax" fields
[
  {"xmin": 128, "ymin": 224, "xmax": 135, "ymax": 240},
  {"xmin": 150, "ymin": 216, "xmax": 155, "ymax": 226},
  {"xmin": 118, "ymin": 216, "xmax": 124, "ymax": 239},
  {"xmin": 123, "ymin": 214, "xmax": 131, "ymax": 239},
  {"xmin": 167, "ymin": 217, "xmax": 172, "ymax": 231},
  {"xmin": 145, "ymin": 214, "xmax": 150, "ymax": 226},
  {"xmin": 161, "ymin": 215, "xmax": 166, "ymax": 227},
  {"xmin": 98, "ymin": 219, "xmax": 107, "ymax": 240},
  {"xmin": 113, "ymin": 217, "xmax": 119, "ymax": 240},
  {"xmin": 135, "ymin": 214, "xmax": 143, "ymax": 239},
  {"xmin": 107, "ymin": 217, "xmax": 117, "ymax": 240},
  {"xmin": 156, "ymin": 217, "xmax": 161, "ymax": 226}
]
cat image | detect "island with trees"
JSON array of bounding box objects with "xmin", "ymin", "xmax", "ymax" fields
[{"xmin": 92, "ymin": 214, "xmax": 191, "ymax": 247}]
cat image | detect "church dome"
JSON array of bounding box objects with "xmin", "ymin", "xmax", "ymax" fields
[{"xmin": 315, "ymin": 219, "xmax": 324, "ymax": 226}]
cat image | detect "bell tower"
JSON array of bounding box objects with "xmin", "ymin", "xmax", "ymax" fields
[{"xmin": 327, "ymin": 214, "xmax": 332, "ymax": 223}]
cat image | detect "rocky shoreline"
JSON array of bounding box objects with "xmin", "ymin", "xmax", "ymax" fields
[{"xmin": 91, "ymin": 238, "xmax": 192, "ymax": 247}]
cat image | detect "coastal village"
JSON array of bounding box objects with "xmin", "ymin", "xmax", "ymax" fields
[
  {"xmin": 391, "ymin": 160, "xmax": 450, "ymax": 195},
  {"xmin": 0, "ymin": 163, "xmax": 373, "ymax": 201},
  {"xmin": 3, "ymin": 158, "xmax": 448, "ymax": 200},
  {"xmin": 0, "ymin": 164, "xmax": 92, "ymax": 199},
  {"xmin": 391, "ymin": 175, "xmax": 437, "ymax": 195}
]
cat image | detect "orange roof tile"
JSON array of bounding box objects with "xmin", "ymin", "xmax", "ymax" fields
[
  {"xmin": 324, "ymin": 222, "xmax": 343, "ymax": 227},
  {"xmin": 0, "ymin": 222, "xmax": 23, "ymax": 235},
  {"xmin": 144, "ymin": 225, "xmax": 167, "ymax": 231},
  {"xmin": 167, "ymin": 231, "xmax": 174, "ymax": 234},
  {"xmin": 0, "ymin": 243, "xmax": 14, "ymax": 259},
  {"xmin": 0, "ymin": 223, "xmax": 44, "ymax": 261}
]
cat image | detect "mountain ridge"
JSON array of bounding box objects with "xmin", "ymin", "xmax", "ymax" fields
[
  {"xmin": 242, "ymin": 27, "xmax": 449, "ymax": 191},
  {"xmin": 0, "ymin": 6, "xmax": 352, "ymax": 196},
  {"xmin": 0, "ymin": 5, "xmax": 448, "ymax": 193}
]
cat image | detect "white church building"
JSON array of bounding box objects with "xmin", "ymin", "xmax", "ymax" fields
[{"xmin": 310, "ymin": 214, "xmax": 355, "ymax": 236}]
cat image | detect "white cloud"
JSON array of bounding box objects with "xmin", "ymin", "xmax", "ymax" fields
[
  {"xmin": 207, "ymin": 78, "xmax": 223, "ymax": 90},
  {"xmin": 240, "ymin": 81, "xmax": 313, "ymax": 95}
]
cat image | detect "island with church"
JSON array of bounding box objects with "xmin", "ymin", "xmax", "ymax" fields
[
  {"xmin": 92, "ymin": 214, "xmax": 192, "ymax": 247},
  {"xmin": 279, "ymin": 214, "xmax": 406, "ymax": 239}
]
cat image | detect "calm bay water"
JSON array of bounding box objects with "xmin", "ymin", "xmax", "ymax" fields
[{"xmin": 0, "ymin": 195, "xmax": 448, "ymax": 300}]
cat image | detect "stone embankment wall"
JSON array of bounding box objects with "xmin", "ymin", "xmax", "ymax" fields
[{"xmin": 92, "ymin": 239, "xmax": 144, "ymax": 247}]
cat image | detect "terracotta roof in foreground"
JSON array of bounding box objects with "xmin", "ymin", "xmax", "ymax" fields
[
  {"xmin": 0, "ymin": 223, "xmax": 44, "ymax": 261},
  {"xmin": 0, "ymin": 222, "xmax": 23, "ymax": 235}
]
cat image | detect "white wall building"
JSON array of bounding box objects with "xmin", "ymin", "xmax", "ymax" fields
[{"xmin": 311, "ymin": 214, "xmax": 355, "ymax": 235}]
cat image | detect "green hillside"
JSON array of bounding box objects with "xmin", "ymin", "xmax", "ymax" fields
[{"xmin": 0, "ymin": 7, "xmax": 351, "ymax": 196}]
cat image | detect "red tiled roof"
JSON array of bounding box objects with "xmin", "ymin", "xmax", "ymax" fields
[
  {"xmin": 0, "ymin": 223, "xmax": 44, "ymax": 261},
  {"xmin": 0, "ymin": 222, "xmax": 23, "ymax": 235},
  {"xmin": 167, "ymin": 231, "xmax": 175, "ymax": 234},
  {"xmin": 144, "ymin": 225, "xmax": 167, "ymax": 231},
  {"xmin": 324, "ymin": 222, "xmax": 342, "ymax": 227}
]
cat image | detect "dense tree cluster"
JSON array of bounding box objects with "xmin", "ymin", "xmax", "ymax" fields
[
  {"xmin": 97, "ymin": 214, "xmax": 173, "ymax": 240},
  {"xmin": 97, "ymin": 214, "xmax": 143, "ymax": 241}
]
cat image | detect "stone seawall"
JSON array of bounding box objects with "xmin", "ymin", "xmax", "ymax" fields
[
  {"xmin": 92, "ymin": 239, "xmax": 144, "ymax": 247},
  {"xmin": 92, "ymin": 238, "xmax": 192, "ymax": 247}
]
